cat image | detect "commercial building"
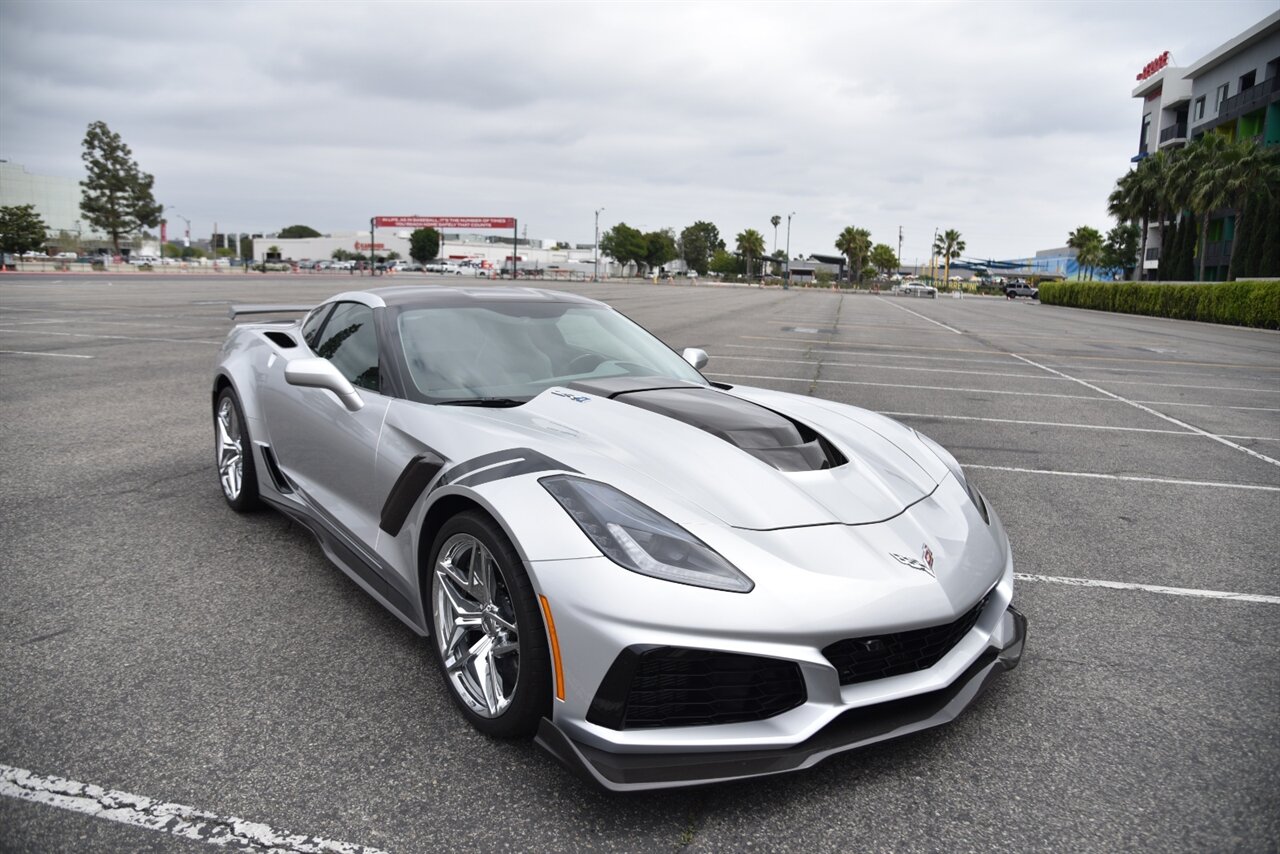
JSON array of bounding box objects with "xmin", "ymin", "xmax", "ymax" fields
[
  {"xmin": 1130, "ymin": 10, "xmax": 1279, "ymax": 279},
  {"xmin": 0, "ymin": 161, "xmax": 106, "ymax": 248}
]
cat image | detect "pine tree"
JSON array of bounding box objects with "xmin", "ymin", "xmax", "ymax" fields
[{"xmin": 80, "ymin": 121, "xmax": 163, "ymax": 251}]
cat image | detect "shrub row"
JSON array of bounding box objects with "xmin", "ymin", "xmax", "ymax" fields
[{"xmin": 1037, "ymin": 280, "xmax": 1280, "ymax": 329}]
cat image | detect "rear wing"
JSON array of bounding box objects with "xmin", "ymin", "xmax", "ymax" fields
[{"xmin": 227, "ymin": 304, "xmax": 313, "ymax": 320}]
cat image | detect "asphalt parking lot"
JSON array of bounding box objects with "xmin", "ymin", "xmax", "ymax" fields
[{"xmin": 2, "ymin": 273, "xmax": 1277, "ymax": 853}]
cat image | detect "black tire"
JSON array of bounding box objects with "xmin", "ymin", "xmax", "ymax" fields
[
  {"xmin": 213, "ymin": 387, "xmax": 262, "ymax": 512},
  {"xmin": 427, "ymin": 511, "xmax": 551, "ymax": 738}
]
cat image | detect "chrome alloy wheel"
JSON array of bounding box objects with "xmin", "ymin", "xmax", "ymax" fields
[
  {"xmin": 433, "ymin": 533, "xmax": 521, "ymax": 718},
  {"xmin": 215, "ymin": 397, "xmax": 243, "ymax": 501}
]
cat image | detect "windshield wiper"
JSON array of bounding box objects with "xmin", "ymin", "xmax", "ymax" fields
[{"xmin": 434, "ymin": 397, "xmax": 527, "ymax": 408}]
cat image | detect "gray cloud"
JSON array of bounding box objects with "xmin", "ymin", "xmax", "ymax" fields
[{"xmin": 1, "ymin": 0, "xmax": 1273, "ymax": 261}]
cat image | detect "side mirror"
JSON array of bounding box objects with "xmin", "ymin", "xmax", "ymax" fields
[
  {"xmin": 682, "ymin": 347, "xmax": 709, "ymax": 370},
  {"xmin": 284, "ymin": 358, "xmax": 364, "ymax": 411}
]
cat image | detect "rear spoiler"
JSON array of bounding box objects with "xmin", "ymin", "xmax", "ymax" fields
[{"xmin": 227, "ymin": 304, "xmax": 313, "ymax": 319}]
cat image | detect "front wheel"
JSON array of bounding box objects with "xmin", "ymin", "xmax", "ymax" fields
[
  {"xmin": 428, "ymin": 511, "xmax": 551, "ymax": 738},
  {"xmin": 214, "ymin": 387, "xmax": 261, "ymax": 512}
]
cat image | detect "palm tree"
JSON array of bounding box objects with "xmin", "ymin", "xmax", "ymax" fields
[
  {"xmin": 1067, "ymin": 226, "xmax": 1104, "ymax": 280},
  {"xmin": 835, "ymin": 226, "xmax": 872, "ymax": 285},
  {"xmin": 770, "ymin": 214, "xmax": 781, "ymax": 254},
  {"xmin": 1196, "ymin": 138, "xmax": 1280, "ymax": 280},
  {"xmin": 932, "ymin": 229, "xmax": 965, "ymax": 289},
  {"xmin": 1176, "ymin": 134, "xmax": 1235, "ymax": 282},
  {"xmin": 735, "ymin": 228, "xmax": 766, "ymax": 279}
]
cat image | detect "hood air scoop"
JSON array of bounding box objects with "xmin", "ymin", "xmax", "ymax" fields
[{"xmin": 598, "ymin": 385, "xmax": 846, "ymax": 473}]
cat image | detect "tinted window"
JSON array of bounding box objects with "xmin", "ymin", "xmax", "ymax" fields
[
  {"xmin": 302, "ymin": 305, "xmax": 332, "ymax": 349},
  {"xmin": 315, "ymin": 302, "xmax": 379, "ymax": 392}
]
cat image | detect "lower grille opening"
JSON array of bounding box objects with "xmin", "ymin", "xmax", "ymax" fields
[
  {"xmin": 823, "ymin": 592, "xmax": 992, "ymax": 686},
  {"xmin": 588, "ymin": 646, "xmax": 806, "ymax": 730}
]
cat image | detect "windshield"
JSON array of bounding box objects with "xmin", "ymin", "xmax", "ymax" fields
[{"xmin": 395, "ymin": 302, "xmax": 707, "ymax": 403}]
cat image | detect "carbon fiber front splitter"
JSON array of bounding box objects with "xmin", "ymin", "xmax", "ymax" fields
[{"xmin": 536, "ymin": 607, "xmax": 1027, "ymax": 792}]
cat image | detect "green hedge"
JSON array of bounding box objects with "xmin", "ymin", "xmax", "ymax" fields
[{"xmin": 1038, "ymin": 280, "xmax": 1280, "ymax": 329}]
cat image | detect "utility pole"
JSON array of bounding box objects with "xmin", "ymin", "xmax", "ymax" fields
[
  {"xmin": 784, "ymin": 212, "xmax": 795, "ymax": 290},
  {"xmin": 930, "ymin": 227, "xmax": 939, "ymax": 285},
  {"xmin": 897, "ymin": 226, "xmax": 903, "ymax": 277},
  {"xmin": 593, "ymin": 207, "xmax": 604, "ymax": 281}
]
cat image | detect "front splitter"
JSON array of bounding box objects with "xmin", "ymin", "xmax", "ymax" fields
[{"xmin": 536, "ymin": 606, "xmax": 1027, "ymax": 791}]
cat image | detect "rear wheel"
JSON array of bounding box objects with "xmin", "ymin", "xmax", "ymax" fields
[
  {"xmin": 214, "ymin": 387, "xmax": 261, "ymax": 512},
  {"xmin": 428, "ymin": 511, "xmax": 551, "ymax": 738}
]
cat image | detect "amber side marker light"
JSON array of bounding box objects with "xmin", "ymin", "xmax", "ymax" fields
[{"xmin": 538, "ymin": 595, "xmax": 566, "ymax": 701}]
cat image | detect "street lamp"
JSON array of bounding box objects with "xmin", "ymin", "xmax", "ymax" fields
[
  {"xmin": 784, "ymin": 212, "xmax": 795, "ymax": 289},
  {"xmin": 594, "ymin": 207, "xmax": 604, "ymax": 281},
  {"xmin": 173, "ymin": 213, "xmax": 192, "ymax": 249},
  {"xmin": 930, "ymin": 227, "xmax": 939, "ymax": 285}
]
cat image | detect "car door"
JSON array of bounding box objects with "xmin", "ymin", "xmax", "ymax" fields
[{"xmin": 265, "ymin": 300, "xmax": 390, "ymax": 549}]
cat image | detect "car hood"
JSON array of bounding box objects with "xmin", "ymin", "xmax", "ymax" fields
[{"xmin": 419, "ymin": 382, "xmax": 948, "ymax": 530}]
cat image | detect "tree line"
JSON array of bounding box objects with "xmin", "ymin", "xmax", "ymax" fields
[{"xmin": 1104, "ymin": 132, "xmax": 1280, "ymax": 281}]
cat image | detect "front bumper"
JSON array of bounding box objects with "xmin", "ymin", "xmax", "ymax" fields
[{"xmin": 536, "ymin": 606, "xmax": 1026, "ymax": 791}]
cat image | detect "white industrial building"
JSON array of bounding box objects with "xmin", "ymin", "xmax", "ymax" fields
[{"xmin": 255, "ymin": 229, "xmax": 639, "ymax": 276}]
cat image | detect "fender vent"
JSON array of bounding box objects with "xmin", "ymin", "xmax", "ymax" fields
[
  {"xmin": 259, "ymin": 444, "xmax": 292, "ymax": 493},
  {"xmin": 264, "ymin": 331, "xmax": 297, "ymax": 348}
]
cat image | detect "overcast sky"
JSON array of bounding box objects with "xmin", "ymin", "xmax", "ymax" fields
[{"xmin": 1, "ymin": 0, "xmax": 1274, "ymax": 262}]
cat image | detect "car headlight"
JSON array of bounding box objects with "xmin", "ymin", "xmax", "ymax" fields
[
  {"xmin": 915, "ymin": 430, "xmax": 990, "ymax": 525},
  {"xmin": 541, "ymin": 476, "xmax": 754, "ymax": 593}
]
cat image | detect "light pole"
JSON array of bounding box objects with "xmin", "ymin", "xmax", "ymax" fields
[
  {"xmin": 898, "ymin": 226, "xmax": 903, "ymax": 278},
  {"xmin": 784, "ymin": 212, "xmax": 795, "ymax": 289},
  {"xmin": 930, "ymin": 227, "xmax": 939, "ymax": 285},
  {"xmin": 593, "ymin": 207, "xmax": 604, "ymax": 281}
]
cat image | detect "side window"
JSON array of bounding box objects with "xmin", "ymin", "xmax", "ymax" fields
[
  {"xmin": 302, "ymin": 305, "xmax": 332, "ymax": 350},
  {"xmin": 314, "ymin": 302, "xmax": 380, "ymax": 392}
]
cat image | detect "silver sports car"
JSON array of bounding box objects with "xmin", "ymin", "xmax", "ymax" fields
[{"xmin": 213, "ymin": 285, "xmax": 1025, "ymax": 790}]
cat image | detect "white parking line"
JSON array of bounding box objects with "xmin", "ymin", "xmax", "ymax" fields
[
  {"xmin": 728, "ymin": 342, "xmax": 1018, "ymax": 367},
  {"xmin": 1010, "ymin": 353, "xmax": 1280, "ymax": 469},
  {"xmin": 1014, "ymin": 574, "xmax": 1280, "ymax": 605},
  {"xmin": 0, "ymin": 350, "xmax": 95, "ymax": 359},
  {"xmin": 1130, "ymin": 399, "xmax": 1280, "ymax": 413},
  {"xmin": 714, "ymin": 353, "xmax": 1053, "ymax": 381},
  {"xmin": 875, "ymin": 297, "xmax": 965, "ymax": 334},
  {"xmin": 711, "ymin": 372, "xmax": 1110, "ymax": 401},
  {"xmin": 966, "ymin": 463, "xmax": 1280, "ymax": 492},
  {"xmin": 0, "ymin": 763, "xmax": 387, "ymax": 854},
  {"xmin": 0, "ymin": 329, "xmax": 222, "ymax": 346},
  {"xmin": 878, "ymin": 410, "xmax": 1280, "ymax": 443}
]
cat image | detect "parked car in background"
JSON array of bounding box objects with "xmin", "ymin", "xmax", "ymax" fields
[
  {"xmin": 1005, "ymin": 283, "xmax": 1039, "ymax": 299},
  {"xmin": 900, "ymin": 283, "xmax": 938, "ymax": 298}
]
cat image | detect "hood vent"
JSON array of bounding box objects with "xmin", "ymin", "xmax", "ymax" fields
[{"xmin": 609, "ymin": 386, "xmax": 846, "ymax": 473}]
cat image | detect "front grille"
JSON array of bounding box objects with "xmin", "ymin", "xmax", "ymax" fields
[
  {"xmin": 823, "ymin": 592, "xmax": 992, "ymax": 686},
  {"xmin": 587, "ymin": 647, "xmax": 806, "ymax": 730}
]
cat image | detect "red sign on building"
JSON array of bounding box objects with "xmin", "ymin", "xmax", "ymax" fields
[
  {"xmin": 374, "ymin": 216, "xmax": 516, "ymax": 230},
  {"xmin": 1136, "ymin": 51, "xmax": 1170, "ymax": 82}
]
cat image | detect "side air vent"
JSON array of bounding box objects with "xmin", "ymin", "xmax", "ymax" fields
[
  {"xmin": 259, "ymin": 444, "xmax": 292, "ymax": 493},
  {"xmin": 264, "ymin": 331, "xmax": 297, "ymax": 348}
]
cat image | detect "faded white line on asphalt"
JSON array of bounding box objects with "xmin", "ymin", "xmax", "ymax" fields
[
  {"xmin": 1014, "ymin": 574, "xmax": 1280, "ymax": 605},
  {"xmin": 966, "ymin": 463, "xmax": 1280, "ymax": 492},
  {"xmin": 876, "ymin": 297, "xmax": 965, "ymax": 334},
  {"xmin": 715, "ymin": 353, "xmax": 1052, "ymax": 381},
  {"xmin": 710, "ymin": 372, "xmax": 1109, "ymax": 401},
  {"xmin": 878, "ymin": 410, "xmax": 1280, "ymax": 442},
  {"xmin": 0, "ymin": 328, "xmax": 221, "ymax": 346},
  {"xmin": 1131, "ymin": 399, "xmax": 1280, "ymax": 413},
  {"xmin": 0, "ymin": 763, "xmax": 387, "ymax": 854},
  {"xmin": 0, "ymin": 349, "xmax": 94, "ymax": 359},
  {"xmin": 1011, "ymin": 353, "xmax": 1280, "ymax": 469},
  {"xmin": 728, "ymin": 342, "xmax": 1018, "ymax": 367}
]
